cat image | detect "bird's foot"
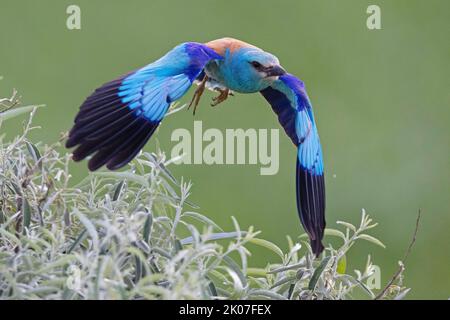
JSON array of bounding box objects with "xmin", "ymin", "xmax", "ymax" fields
[
  {"xmin": 211, "ymin": 88, "xmax": 231, "ymax": 107},
  {"xmin": 188, "ymin": 75, "xmax": 208, "ymax": 115}
]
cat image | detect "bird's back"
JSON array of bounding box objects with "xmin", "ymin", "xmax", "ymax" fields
[{"xmin": 205, "ymin": 37, "xmax": 261, "ymax": 56}]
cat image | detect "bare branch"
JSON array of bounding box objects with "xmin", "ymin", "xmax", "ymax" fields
[{"xmin": 374, "ymin": 210, "xmax": 421, "ymax": 300}]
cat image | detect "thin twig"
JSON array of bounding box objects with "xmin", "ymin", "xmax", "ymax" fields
[
  {"xmin": 0, "ymin": 89, "xmax": 20, "ymax": 111},
  {"xmin": 374, "ymin": 210, "xmax": 421, "ymax": 300},
  {"xmin": 401, "ymin": 210, "xmax": 421, "ymax": 263}
]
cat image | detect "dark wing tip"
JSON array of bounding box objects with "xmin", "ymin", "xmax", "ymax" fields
[
  {"xmin": 65, "ymin": 139, "xmax": 76, "ymax": 149},
  {"xmin": 296, "ymin": 159, "xmax": 326, "ymax": 257},
  {"xmin": 67, "ymin": 75, "xmax": 159, "ymax": 171},
  {"xmin": 310, "ymin": 239, "xmax": 325, "ymax": 257}
]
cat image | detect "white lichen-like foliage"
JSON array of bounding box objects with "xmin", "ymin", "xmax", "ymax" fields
[{"xmin": 0, "ymin": 96, "xmax": 409, "ymax": 300}]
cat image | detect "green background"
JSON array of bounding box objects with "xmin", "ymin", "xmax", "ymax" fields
[{"xmin": 0, "ymin": 0, "xmax": 448, "ymax": 299}]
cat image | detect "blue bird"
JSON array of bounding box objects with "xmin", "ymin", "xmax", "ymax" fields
[{"xmin": 66, "ymin": 38, "xmax": 326, "ymax": 256}]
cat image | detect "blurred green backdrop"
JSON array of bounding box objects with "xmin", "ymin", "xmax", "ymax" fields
[{"xmin": 0, "ymin": 0, "xmax": 448, "ymax": 299}]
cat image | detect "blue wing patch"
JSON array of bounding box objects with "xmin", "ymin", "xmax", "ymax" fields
[
  {"xmin": 67, "ymin": 42, "xmax": 222, "ymax": 171},
  {"xmin": 264, "ymin": 75, "xmax": 323, "ymax": 174},
  {"xmin": 261, "ymin": 74, "xmax": 326, "ymax": 256}
]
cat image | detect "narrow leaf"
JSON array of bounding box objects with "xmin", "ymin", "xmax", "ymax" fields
[
  {"xmin": 180, "ymin": 231, "xmax": 247, "ymax": 245},
  {"xmin": 0, "ymin": 105, "xmax": 44, "ymax": 121},
  {"xmin": 357, "ymin": 234, "xmax": 386, "ymax": 248},
  {"xmin": 223, "ymin": 256, "xmax": 247, "ymax": 288},
  {"xmin": 308, "ymin": 256, "xmax": 331, "ymax": 291},
  {"xmin": 299, "ymin": 228, "xmax": 345, "ymax": 240},
  {"xmin": 26, "ymin": 141, "xmax": 41, "ymax": 163},
  {"xmin": 270, "ymin": 275, "xmax": 297, "ymax": 289},
  {"xmin": 143, "ymin": 213, "xmax": 152, "ymax": 243},
  {"xmin": 22, "ymin": 198, "xmax": 31, "ymax": 233},
  {"xmin": 183, "ymin": 211, "xmax": 224, "ymax": 231},
  {"xmin": 337, "ymin": 254, "xmax": 347, "ymax": 274},
  {"xmin": 67, "ymin": 229, "xmax": 87, "ymax": 253},
  {"xmin": 112, "ymin": 180, "xmax": 125, "ymax": 201},
  {"xmin": 336, "ymin": 221, "xmax": 357, "ymax": 232},
  {"xmin": 248, "ymin": 238, "xmax": 284, "ymax": 260},
  {"xmin": 93, "ymin": 171, "xmax": 148, "ymax": 187},
  {"xmin": 394, "ymin": 288, "xmax": 411, "ymax": 300}
]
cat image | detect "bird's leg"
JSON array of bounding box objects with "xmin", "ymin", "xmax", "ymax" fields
[
  {"xmin": 211, "ymin": 88, "xmax": 231, "ymax": 107},
  {"xmin": 188, "ymin": 75, "xmax": 208, "ymax": 115}
]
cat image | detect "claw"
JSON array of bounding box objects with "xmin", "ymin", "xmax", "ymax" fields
[
  {"xmin": 211, "ymin": 88, "xmax": 230, "ymax": 107},
  {"xmin": 188, "ymin": 75, "xmax": 208, "ymax": 115}
]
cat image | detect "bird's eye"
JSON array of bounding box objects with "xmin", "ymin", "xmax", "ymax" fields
[{"xmin": 251, "ymin": 61, "xmax": 263, "ymax": 69}]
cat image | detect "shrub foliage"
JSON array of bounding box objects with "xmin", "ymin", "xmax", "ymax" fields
[{"xmin": 0, "ymin": 100, "xmax": 409, "ymax": 300}]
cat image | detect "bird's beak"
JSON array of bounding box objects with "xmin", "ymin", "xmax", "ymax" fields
[{"xmin": 265, "ymin": 65, "xmax": 287, "ymax": 77}]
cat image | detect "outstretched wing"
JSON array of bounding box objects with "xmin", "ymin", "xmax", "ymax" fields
[
  {"xmin": 66, "ymin": 42, "xmax": 222, "ymax": 171},
  {"xmin": 261, "ymin": 74, "xmax": 325, "ymax": 256}
]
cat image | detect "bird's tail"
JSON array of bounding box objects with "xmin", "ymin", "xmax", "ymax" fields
[{"xmin": 296, "ymin": 155, "xmax": 326, "ymax": 257}]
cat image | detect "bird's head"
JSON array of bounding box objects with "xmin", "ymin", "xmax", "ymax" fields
[
  {"xmin": 229, "ymin": 48, "xmax": 286, "ymax": 93},
  {"xmin": 245, "ymin": 51, "xmax": 286, "ymax": 79}
]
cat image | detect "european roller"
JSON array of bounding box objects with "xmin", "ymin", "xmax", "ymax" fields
[{"xmin": 66, "ymin": 38, "xmax": 326, "ymax": 256}]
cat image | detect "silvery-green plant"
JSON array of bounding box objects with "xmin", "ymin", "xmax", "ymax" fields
[{"xmin": 0, "ymin": 97, "xmax": 409, "ymax": 300}]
